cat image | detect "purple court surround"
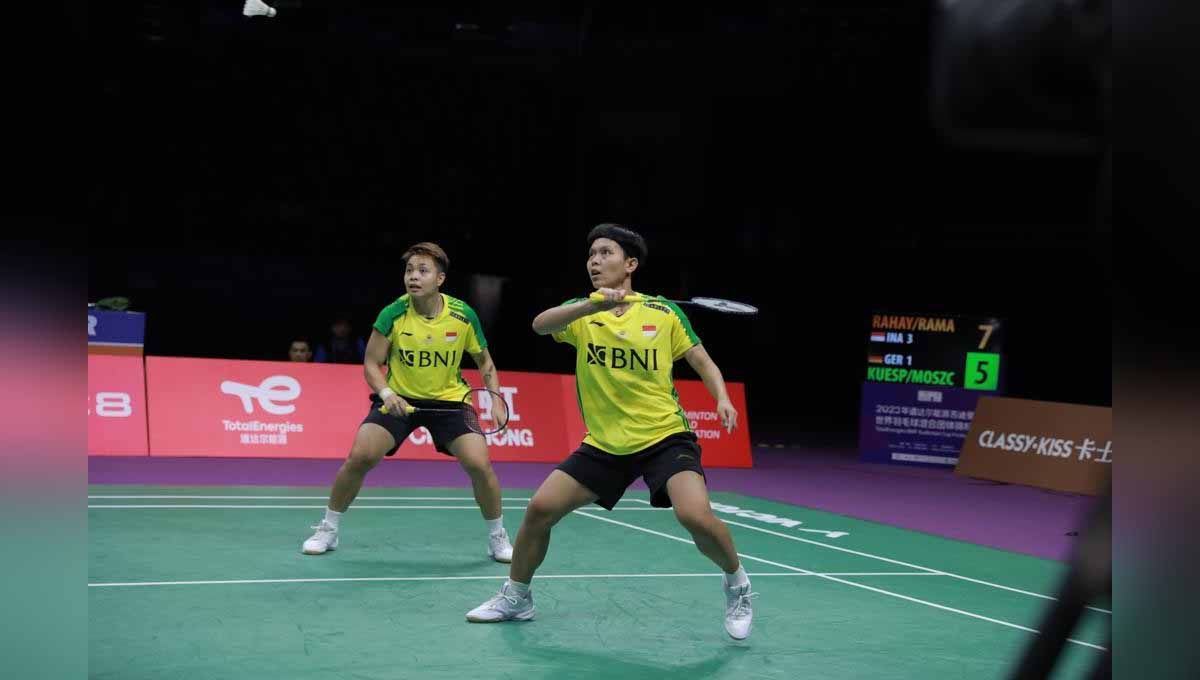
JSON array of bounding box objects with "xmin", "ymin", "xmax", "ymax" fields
[{"xmin": 89, "ymin": 447, "xmax": 1096, "ymax": 562}]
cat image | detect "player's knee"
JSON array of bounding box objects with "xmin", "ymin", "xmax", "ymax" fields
[
  {"xmin": 674, "ymin": 506, "xmax": 714, "ymax": 535},
  {"xmin": 346, "ymin": 444, "xmax": 383, "ymax": 473},
  {"xmin": 459, "ymin": 454, "xmax": 492, "ymax": 480},
  {"xmin": 524, "ymin": 497, "xmax": 564, "ymax": 530}
]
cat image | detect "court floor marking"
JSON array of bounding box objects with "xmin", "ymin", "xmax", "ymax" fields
[
  {"xmin": 573, "ymin": 510, "xmax": 1108, "ymax": 652},
  {"xmin": 87, "ymin": 493, "xmax": 1110, "ymax": 615},
  {"xmin": 89, "ymin": 495, "xmax": 545, "ymax": 501},
  {"xmin": 88, "ymin": 572, "xmax": 942, "ymax": 588},
  {"xmin": 87, "ymin": 505, "xmax": 662, "ymax": 510},
  {"xmin": 716, "ymin": 518, "xmax": 1112, "ymax": 616},
  {"xmin": 87, "ymin": 494, "xmax": 654, "ymax": 504}
]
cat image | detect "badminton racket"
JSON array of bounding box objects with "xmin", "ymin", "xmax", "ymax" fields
[
  {"xmin": 588, "ymin": 293, "xmax": 758, "ymax": 315},
  {"xmin": 379, "ymin": 387, "xmax": 509, "ymax": 435}
]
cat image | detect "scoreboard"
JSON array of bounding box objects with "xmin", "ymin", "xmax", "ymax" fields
[
  {"xmin": 863, "ymin": 313, "xmax": 1004, "ymax": 391},
  {"xmin": 859, "ymin": 312, "xmax": 1005, "ymax": 466}
]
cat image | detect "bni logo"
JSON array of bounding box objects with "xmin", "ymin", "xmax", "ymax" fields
[
  {"xmin": 221, "ymin": 375, "xmax": 302, "ymax": 415},
  {"xmin": 586, "ymin": 343, "xmax": 607, "ymax": 366},
  {"xmin": 584, "ymin": 343, "xmax": 659, "ymax": 371}
]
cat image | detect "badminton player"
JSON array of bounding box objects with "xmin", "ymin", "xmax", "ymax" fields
[
  {"xmin": 466, "ymin": 224, "xmax": 756, "ymax": 639},
  {"xmin": 301, "ymin": 242, "xmax": 514, "ymax": 563}
]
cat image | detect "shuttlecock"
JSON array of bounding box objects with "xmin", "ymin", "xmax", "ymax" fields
[{"xmin": 243, "ymin": 0, "xmax": 277, "ymax": 18}]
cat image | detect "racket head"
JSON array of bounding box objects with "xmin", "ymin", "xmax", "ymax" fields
[
  {"xmin": 688, "ymin": 297, "xmax": 759, "ymax": 315},
  {"xmin": 461, "ymin": 387, "xmax": 510, "ymax": 435}
]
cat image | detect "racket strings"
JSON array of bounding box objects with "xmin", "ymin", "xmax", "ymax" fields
[
  {"xmin": 462, "ymin": 388, "xmax": 509, "ymax": 435},
  {"xmin": 689, "ymin": 297, "xmax": 758, "ymax": 314},
  {"xmin": 461, "ymin": 404, "xmax": 484, "ymax": 434}
]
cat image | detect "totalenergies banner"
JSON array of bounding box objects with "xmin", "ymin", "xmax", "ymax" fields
[
  {"xmin": 130, "ymin": 357, "xmax": 752, "ymax": 467},
  {"xmin": 145, "ymin": 357, "xmax": 370, "ymax": 460}
]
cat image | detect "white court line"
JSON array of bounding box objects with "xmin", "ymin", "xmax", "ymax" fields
[
  {"xmin": 87, "ymin": 494, "xmax": 1107, "ymax": 615},
  {"xmin": 88, "ymin": 572, "xmax": 941, "ymax": 588},
  {"xmin": 716, "ymin": 518, "xmax": 1112, "ymax": 616},
  {"xmin": 88, "ymin": 495, "xmax": 538, "ymax": 501},
  {"xmin": 573, "ymin": 510, "xmax": 1107, "ymax": 652},
  {"xmin": 87, "ymin": 505, "xmax": 664, "ymax": 511},
  {"xmin": 89, "ymin": 505, "xmax": 531, "ymax": 510},
  {"xmin": 86, "ymin": 495, "xmax": 654, "ymax": 505}
]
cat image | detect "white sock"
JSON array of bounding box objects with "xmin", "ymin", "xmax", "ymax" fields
[
  {"xmin": 324, "ymin": 507, "xmax": 342, "ymax": 530},
  {"xmin": 505, "ymin": 579, "xmax": 530, "ymax": 597},
  {"xmin": 724, "ymin": 565, "xmax": 749, "ymax": 588},
  {"xmin": 486, "ymin": 516, "xmax": 504, "ymax": 535}
]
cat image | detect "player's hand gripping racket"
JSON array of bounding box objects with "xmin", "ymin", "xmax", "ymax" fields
[
  {"xmin": 588, "ymin": 292, "xmax": 758, "ymax": 315},
  {"xmin": 379, "ymin": 388, "xmax": 510, "ymax": 435}
]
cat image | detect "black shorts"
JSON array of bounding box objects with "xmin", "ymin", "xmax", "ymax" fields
[
  {"xmin": 556, "ymin": 432, "xmax": 706, "ymax": 510},
  {"xmin": 361, "ymin": 395, "xmax": 475, "ymax": 457}
]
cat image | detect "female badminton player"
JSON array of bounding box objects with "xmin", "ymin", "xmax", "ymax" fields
[
  {"xmin": 465, "ymin": 224, "xmax": 757, "ymax": 639},
  {"xmin": 301, "ymin": 242, "xmax": 515, "ymax": 563}
]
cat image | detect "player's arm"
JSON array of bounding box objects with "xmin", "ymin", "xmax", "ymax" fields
[
  {"xmin": 531, "ymin": 287, "xmax": 626, "ymax": 335},
  {"xmin": 469, "ymin": 348, "xmax": 507, "ymax": 422},
  {"xmin": 683, "ymin": 345, "xmax": 738, "ymax": 433},
  {"xmin": 365, "ymin": 329, "xmax": 409, "ymax": 415},
  {"xmin": 469, "ymin": 348, "xmax": 501, "ymax": 393}
]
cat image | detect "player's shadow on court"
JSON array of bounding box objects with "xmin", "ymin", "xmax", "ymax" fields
[{"xmin": 498, "ymin": 627, "xmax": 747, "ymax": 679}]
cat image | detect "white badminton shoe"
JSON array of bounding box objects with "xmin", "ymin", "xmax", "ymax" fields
[
  {"xmin": 723, "ymin": 582, "xmax": 757, "ymax": 640},
  {"xmin": 488, "ymin": 529, "xmax": 514, "ymax": 563},
  {"xmin": 301, "ymin": 520, "xmax": 338, "ymax": 555},
  {"xmin": 466, "ymin": 582, "xmax": 535, "ymax": 622}
]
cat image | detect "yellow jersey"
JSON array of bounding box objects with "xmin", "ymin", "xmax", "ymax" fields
[
  {"xmin": 552, "ymin": 294, "xmax": 701, "ymax": 454},
  {"xmin": 373, "ymin": 293, "xmax": 486, "ymax": 401}
]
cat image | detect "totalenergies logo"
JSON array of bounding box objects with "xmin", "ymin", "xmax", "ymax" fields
[{"xmin": 221, "ymin": 376, "xmax": 302, "ymax": 415}]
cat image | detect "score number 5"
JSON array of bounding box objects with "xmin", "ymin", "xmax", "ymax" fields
[{"xmin": 969, "ymin": 324, "xmax": 1000, "ymax": 391}]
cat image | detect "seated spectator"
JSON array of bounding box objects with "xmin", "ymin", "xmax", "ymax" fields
[
  {"xmin": 288, "ymin": 338, "xmax": 314, "ymax": 362},
  {"xmin": 314, "ymin": 317, "xmax": 366, "ymax": 364}
]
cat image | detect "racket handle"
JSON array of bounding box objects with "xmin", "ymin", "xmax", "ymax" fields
[
  {"xmin": 379, "ymin": 405, "xmax": 417, "ymax": 415},
  {"xmin": 588, "ymin": 292, "xmax": 646, "ymax": 304}
]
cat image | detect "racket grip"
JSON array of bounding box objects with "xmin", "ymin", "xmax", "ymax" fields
[
  {"xmin": 588, "ymin": 292, "xmax": 645, "ymax": 304},
  {"xmin": 379, "ymin": 405, "xmax": 417, "ymax": 415}
]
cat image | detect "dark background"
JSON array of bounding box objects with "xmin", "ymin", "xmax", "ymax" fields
[{"xmin": 88, "ymin": 2, "xmax": 1111, "ymax": 443}]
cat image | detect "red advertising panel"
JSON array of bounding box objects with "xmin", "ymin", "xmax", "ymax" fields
[
  {"xmin": 390, "ymin": 369, "xmax": 574, "ymax": 463},
  {"xmin": 145, "ymin": 358, "xmax": 576, "ymax": 462},
  {"xmin": 673, "ymin": 380, "xmax": 753, "ymax": 467},
  {"xmin": 146, "ymin": 357, "xmax": 369, "ymax": 459},
  {"xmin": 87, "ymin": 354, "xmax": 149, "ymax": 456},
  {"xmin": 139, "ymin": 357, "xmax": 752, "ymax": 466}
]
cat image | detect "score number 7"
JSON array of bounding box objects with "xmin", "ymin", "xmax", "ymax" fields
[{"xmin": 978, "ymin": 324, "xmax": 996, "ymax": 350}]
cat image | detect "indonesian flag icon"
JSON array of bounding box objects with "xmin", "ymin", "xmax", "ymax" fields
[
  {"xmin": 445, "ymin": 331, "xmax": 458, "ymax": 343},
  {"xmin": 870, "ymin": 331, "xmax": 886, "ymax": 342},
  {"xmin": 642, "ymin": 324, "xmax": 657, "ymax": 337}
]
